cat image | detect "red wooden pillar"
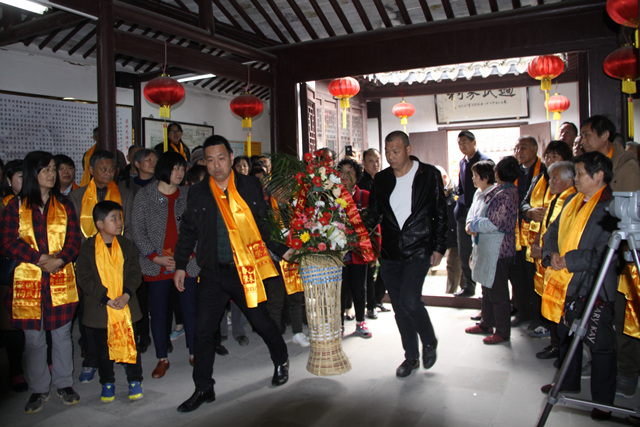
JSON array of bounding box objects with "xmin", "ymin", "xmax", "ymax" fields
[{"xmin": 97, "ymin": 0, "xmax": 117, "ymax": 153}]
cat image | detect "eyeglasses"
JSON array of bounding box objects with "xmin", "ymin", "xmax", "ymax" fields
[{"xmin": 169, "ymin": 130, "xmax": 182, "ymax": 134}]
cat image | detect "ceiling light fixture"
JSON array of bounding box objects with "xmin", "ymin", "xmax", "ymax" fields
[
  {"xmin": 177, "ymin": 73, "xmax": 216, "ymax": 83},
  {"xmin": 0, "ymin": 0, "xmax": 48, "ymax": 14}
]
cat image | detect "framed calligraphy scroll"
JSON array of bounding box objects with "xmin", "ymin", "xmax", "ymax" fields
[{"xmin": 435, "ymin": 88, "xmax": 529, "ymax": 124}]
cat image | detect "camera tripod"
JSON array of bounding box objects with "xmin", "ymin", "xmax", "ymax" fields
[{"xmin": 538, "ymin": 191, "xmax": 640, "ymax": 426}]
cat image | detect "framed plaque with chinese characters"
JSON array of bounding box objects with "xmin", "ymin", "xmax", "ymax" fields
[{"xmin": 435, "ymin": 88, "xmax": 529, "ymax": 124}]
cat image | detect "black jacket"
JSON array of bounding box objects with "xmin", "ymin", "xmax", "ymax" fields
[
  {"xmin": 174, "ymin": 173, "xmax": 288, "ymax": 279},
  {"xmin": 369, "ymin": 160, "xmax": 448, "ymax": 261}
]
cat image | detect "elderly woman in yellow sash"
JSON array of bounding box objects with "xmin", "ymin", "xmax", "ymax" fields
[
  {"xmin": 0, "ymin": 151, "xmax": 82, "ymax": 413},
  {"xmin": 521, "ymin": 140, "xmax": 573, "ymax": 338},
  {"xmin": 530, "ymin": 161, "xmax": 575, "ymax": 361},
  {"xmin": 76, "ymin": 201, "xmax": 144, "ymax": 402},
  {"xmin": 541, "ymin": 151, "xmax": 618, "ymax": 421}
]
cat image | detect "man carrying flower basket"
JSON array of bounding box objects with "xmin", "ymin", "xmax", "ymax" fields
[{"xmin": 369, "ymin": 131, "xmax": 448, "ymax": 378}]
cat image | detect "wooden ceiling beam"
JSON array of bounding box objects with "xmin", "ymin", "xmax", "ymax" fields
[
  {"xmin": 395, "ymin": 0, "xmax": 412, "ymax": 25},
  {"xmin": 465, "ymin": 0, "xmax": 478, "ymax": 16},
  {"xmin": 353, "ymin": 0, "xmax": 374, "ymax": 31},
  {"xmin": 442, "ymin": 0, "xmax": 455, "ymax": 19},
  {"xmin": 489, "ymin": 0, "xmax": 499, "ymax": 13},
  {"xmin": 266, "ymin": 0, "xmax": 301, "ymax": 43},
  {"xmin": 0, "ymin": 11, "xmax": 86, "ymax": 47},
  {"xmin": 52, "ymin": 21, "xmax": 86, "ymax": 52},
  {"xmin": 250, "ymin": 0, "xmax": 289, "ymax": 44},
  {"xmin": 373, "ymin": 0, "xmax": 393, "ymax": 28},
  {"xmin": 38, "ymin": 28, "xmax": 61, "ymax": 50},
  {"xmin": 226, "ymin": 0, "xmax": 267, "ymax": 38},
  {"xmin": 196, "ymin": 0, "xmax": 215, "ymax": 34},
  {"xmin": 309, "ymin": 0, "xmax": 336, "ymax": 37},
  {"xmin": 417, "ymin": 0, "xmax": 434, "ymax": 21},
  {"xmin": 67, "ymin": 27, "xmax": 95, "ymax": 55},
  {"xmin": 285, "ymin": 0, "xmax": 319, "ymax": 39},
  {"xmin": 328, "ymin": 0, "xmax": 354, "ymax": 34},
  {"xmin": 114, "ymin": 30, "xmax": 273, "ymax": 87}
]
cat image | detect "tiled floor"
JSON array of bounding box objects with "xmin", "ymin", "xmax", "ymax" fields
[{"xmin": 1, "ymin": 276, "xmax": 638, "ymax": 426}]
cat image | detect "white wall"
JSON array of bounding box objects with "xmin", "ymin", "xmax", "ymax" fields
[
  {"xmin": 0, "ymin": 49, "xmax": 272, "ymax": 152},
  {"xmin": 374, "ymin": 82, "xmax": 581, "ymax": 145}
]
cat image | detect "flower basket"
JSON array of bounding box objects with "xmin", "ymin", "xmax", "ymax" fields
[{"xmin": 299, "ymin": 254, "xmax": 351, "ymax": 376}]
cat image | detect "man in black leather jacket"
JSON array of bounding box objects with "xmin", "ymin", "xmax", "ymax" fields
[{"xmin": 369, "ymin": 131, "xmax": 448, "ymax": 378}]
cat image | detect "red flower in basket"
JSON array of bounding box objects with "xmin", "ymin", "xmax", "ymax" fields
[
  {"xmin": 312, "ymin": 176, "xmax": 323, "ymax": 187},
  {"xmin": 318, "ymin": 242, "xmax": 327, "ymax": 251},
  {"xmin": 307, "ymin": 164, "xmax": 315, "ymax": 174},
  {"xmin": 291, "ymin": 238, "xmax": 303, "ymax": 249},
  {"xmin": 304, "ymin": 152, "xmax": 314, "ymax": 162},
  {"xmin": 295, "ymin": 172, "xmax": 305, "ymax": 184}
]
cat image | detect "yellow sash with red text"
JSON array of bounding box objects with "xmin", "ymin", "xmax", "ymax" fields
[
  {"xmin": 337, "ymin": 185, "xmax": 375, "ymax": 262},
  {"xmin": 210, "ymin": 173, "xmax": 277, "ymax": 308},
  {"xmin": 515, "ymin": 157, "xmax": 542, "ymax": 251},
  {"xmin": 80, "ymin": 180, "xmax": 122, "ymax": 239},
  {"xmin": 13, "ymin": 196, "xmax": 78, "ymax": 319},
  {"xmin": 270, "ymin": 197, "xmax": 304, "ymax": 295},
  {"xmin": 534, "ymin": 186, "xmax": 576, "ymax": 295},
  {"xmin": 525, "ymin": 175, "xmax": 553, "ymax": 262},
  {"xmin": 541, "ymin": 187, "xmax": 604, "ymax": 323},
  {"xmin": 95, "ymin": 234, "xmax": 137, "ymax": 363},
  {"xmin": 80, "ymin": 144, "xmax": 97, "ymax": 187},
  {"xmin": 618, "ymin": 264, "xmax": 640, "ymax": 339}
]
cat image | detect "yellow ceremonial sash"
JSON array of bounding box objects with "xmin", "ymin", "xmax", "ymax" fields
[
  {"xmin": 210, "ymin": 173, "xmax": 278, "ymax": 308},
  {"xmin": 80, "ymin": 180, "xmax": 122, "ymax": 239},
  {"xmin": 80, "ymin": 144, "xmax": 97, "ymax": 187},
  {"xmin": 172, "ymin": 142, "xmax": 188, "ymax": 161},
  {"xmin": 3, "ymin": 194, "xmax": 15, "ymax": 206},
  {"xmin": 540, "ymin": 186, "xmax": 605, "ymax": 323},
  {"xmin": 516, "ymin": 157, "xmax": 542, "ymax": 251},
  {"xmin": 534, "ymin": 186, "xmax": 576, "ymax": 295},
  {"xmin": 606, "ymin": 146, "xmax": 614, "ymax": 159},
  {"xmin": 525, "ymin": 175, "xmax": 554, "ymax": 262},
  {"xmin": 618, "ymin": 264, "xmax": 640, "ymax": 338},
  {"xmin": 13, "ymin": 196, "xmax": 78, "ymax": 319},
  {"xmin": 95, "ymin": 234, "xmax": 137, "ymax": 364},
  {"xmin": 280, "ymin": 260, "xmax": 303, "ymax": 295}
]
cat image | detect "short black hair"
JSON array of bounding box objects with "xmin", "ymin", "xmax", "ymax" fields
[
  {"xmin": 155, "ymin": 151, "xmax": 188, "ymax": 185},
  {"xmin": 362, "ymin": 148, "xmax": 380, "ymax": 162},
  {"xmin": 471, "ymin": 159, "xmax": 496, "ymax": 184},
  {"xmin": 233, "ymin": 155, "xmax": 252, "ymax": 169},
  {"xmin": 458, "ymin": 130, "xmax": 476, "ymax": 141},
  {"xmin": 582, "ymin": 115, "xmax": 616, "ymax": 143},
  {"xmin": 337, "ymin": 158, "xmax": 363, "ymax": 181},
  {"xmin": 385, "ymin": 131, "xmax": 410, "ymax": 147},
  {"xmin": 2, "ymin": 159, "xmax": 24, "ymax": 197},
  {"xmin": 54, "ymin": 154, "xmax": 75, "ymax": 169},
  {"xmin": 561, "ymin": 122, "xmax": 578, "ymax": 135},
  {"xmin": 250, "ymin": 164, "xmax": 267, "ymax": 177},
  {"xmin": 186, "ymin": 164, "xmax": 207, "ymax": 185},
  {"xmin": 89, "ymin": 150, "xmax": 115, "ymax": 168},
  {"xmin": 168, "ymin": 122, "xmax": 183, "ymax": 133},
  {"xmin": 494, "ymin": 156, "xmax": 520, "ymax": 184},
  {"xmin": 93, "ymin": 127, "xmax": 99, "ymax": 138},
  {"xmin": 573, "ymin": 151, "xmax": 613, "ymax": 184},
  {"xmin": 132, "ymin": 148, "xmax": 157, "ymax": 165},
  {"xmin": 518, "ymin": 136, "xmax": 538, "ymax": 150},
  {"xmin": 203, "ymin": 135, "xmax": 233, "ymax": 155},
  {"xmin": 93, "ymin": 200, "xmax": 123, "ymax": 225},
  {"xmin": 544, "ymin": 140, "xmax": 573, "ymax": 161}
]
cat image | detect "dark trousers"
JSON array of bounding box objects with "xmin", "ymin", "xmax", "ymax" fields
[
  {"xmin": 480, "ymin": 257, "xmax": 511, "ymax": 339},
  {"xmin": 193, "ymin": 270, "xmax": 288, "ymax": 391},
  {"xmin": 169, "ymin": 285, "xmax": 184, "ymax": 327},
  {"xmin": 380, "ymin": 256, "xmax": 436, "ymax": 360},
  {"xmin": 341, "ymin": 263, "xmax": 368, "ymax": 324},
  {"xmin": 615, "ymin": 291, "xmax": 640, "ymax": 379},
  {"xmin": 510, "ymin": 250, "xmax": 536, "ymax": 320},
  {"xmin": 557, "ymin": 304, "xmax": 616, "ymax": 405},
  {"xmin": 264, "ymin": 265, "xmax": 286, "ymax": 331},
  {"xmin": 457, "ymin": 219, "xmax": 475, "ymax": 292},
  {"xmin": 149, "ymin": 278, "xmax": 197, "ymax": 359},
  {"xmin": 0, "ymin": 329, "xmax": 25, "ymax": 377},
  {"xmin": 136, "ymin": 281, "xmax": 150, "ymax": 341},
  {"xmin": 84, "ymin": 325, "xmax": 143, "ymax": 385},
  {"xmin": 366, "ymin": 264, "xmax": 376, "ymax": 310},
  {"xmin": 78, "ymin": 292, "xmax": 99, "ymax": 368}
]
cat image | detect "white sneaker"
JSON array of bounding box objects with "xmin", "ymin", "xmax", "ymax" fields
[{"xmin": 292, "ymin": 332, "xmax": 310, "ymax": 348}]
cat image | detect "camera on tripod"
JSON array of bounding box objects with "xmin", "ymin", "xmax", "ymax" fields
[{"xmin": 608, "ymin": 191, "xmax": 640, "ymax": 262}]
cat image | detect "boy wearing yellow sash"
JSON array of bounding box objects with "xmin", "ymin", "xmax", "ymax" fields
[
  {"xmin": 541, "ymin": 152, "xmax": 618, "ymax": 420},
  {"xmin": 75, "ymin": 201, "xmax": 144, "ymax": 403},
  {"xmin": 174, "ymin": 135, "xmax": 294, "ymax": 413}
]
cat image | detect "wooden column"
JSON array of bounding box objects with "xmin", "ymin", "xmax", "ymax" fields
[
  {"xmin": 97, "ymin": 0, "xmax": 117, "ymax": 153},
  {"xmin": 272, "ymin": 74, "xmax": 298, "ymax": 156},
  {"xmin": 587, "ymin": 43, "xmax": 624, "ymax": 133}
]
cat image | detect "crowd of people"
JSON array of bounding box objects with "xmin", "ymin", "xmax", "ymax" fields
[{"xmin": 1, "ymin": 116, "xmax": 640, "ymax": 422}]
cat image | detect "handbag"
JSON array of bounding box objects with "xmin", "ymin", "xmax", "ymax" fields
[{"xmin": 562, "ymin": 294, "xmax": 615, "ymax": 352}]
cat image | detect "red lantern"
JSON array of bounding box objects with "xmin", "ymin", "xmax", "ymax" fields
[
  {"xmin": 143, "ymin": 74, "xmax": 185, "ymax": 152},
  {"xmin": 328, "ymin": 77, "xmax": 360, "ymax": 129},
  {"xmin": 143, "ymin": 74, "xmax": 185, "ymax": 118},
  {"xmin": 546, "ymin": 93, "xmax": 570, "ymax": 120},
  {"xmin": 607, "ymin": 0, "xmax": 639, "ymax": 28},
  {"xmin": 392, "ymin": 100, "xmax": 416, "ymax": 131},
  {"xmin": 230, "ymin": 93, "xmax": 264, "ymax": 156},
  {"xmin": 604, "ymin": 46, "xmax": 639, "ymax": 138},
  {"xmin": 528, "ymin": 55, "xmax": 565, "ymax": 120}
]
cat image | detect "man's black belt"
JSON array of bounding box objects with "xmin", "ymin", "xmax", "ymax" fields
[{"xmin": 218, "ymin": 262, "xmax": 235, "ymax": 269}]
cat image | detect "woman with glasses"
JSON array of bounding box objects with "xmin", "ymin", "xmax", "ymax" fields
[{"xmin": 154, "ymin": 122, "xmax": 191, "ymax": 162}]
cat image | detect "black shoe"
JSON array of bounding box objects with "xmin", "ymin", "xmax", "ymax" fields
[
  {"xmin": 137, "ymin": 336, "xmax": 150, "ymax": 354},
  {"xmin": 215, "ymin": 344, "xmax": 229, "ymax": 356},
  {"xmin": 272, "ymin": 360, "xmax": 289, "ymax": 386},
  {"xmin": 345, "ymin": 314, "xmax": 355, "ymax": 321},
  {"xmin": 454, "ymin": 288, "xmax": 475, "ymax": 298},
  {"xmin": 470, "ymin": 311, "xmax": 482, "ymax": 321},
  {"xmin": 396, "ymin": 359, "xmax": 420, "ymax": 378},
  {"xmin": 540, "ymin": 383, "xmax": 580, "ymax": 395},
  {"xmin": 377, "ymin": 304, "xmax": 391, "ymax": 312},
  {"xmin": 422, "ymin": 342, "xmax": 437, "ymax": 369},
  {"xmin": 591, "ymin": 408, "xmax": 612, "ymax": 421},
  {"xmin": 236, "ymin": 335, "xmax": 250, "ymax": 346},
  {"xmin": 167, "ymin": 341, "xmax": 174, "ymax": 354},
  {"xmin": 177, "ymin": 389, "xmax": 215, "ymax": 413},
  {"xmin": 536, "ymin": 345, "xmax": 559, "ymax": 360}
]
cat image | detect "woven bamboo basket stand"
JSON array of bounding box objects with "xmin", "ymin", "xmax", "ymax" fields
[{"xmin": 299, "ymin": 254, "xmax": 351, "ymax": 376}]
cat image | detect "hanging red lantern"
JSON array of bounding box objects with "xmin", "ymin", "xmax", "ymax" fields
[
  {"xmin": 143, "ymin": 74, "xmax": 185, "ymax": 152},
  {"xmin": 527, "ymin": 55, "xmax": 565, "ymax": 120},
  {"xmin": 604, "ymin": 46, "xmax": 639, "ymax": 138},
  {"xmin": 607, "ymin": 0, "xmax": 639, "ymax": 28},
  {"xmin": 230, "ymin": 92, "xmax": 264, "ymax": 156},
  {"xmin": 392, "ymin": 100, "xmax": 416, "ymax": 132},
  {"xmin": 545, "ymin": 93, "xmax": 570, "ymax": 139},
  {"xmin": 328, "ymin": 77, "xmax": 360, "ymax": 129}
]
